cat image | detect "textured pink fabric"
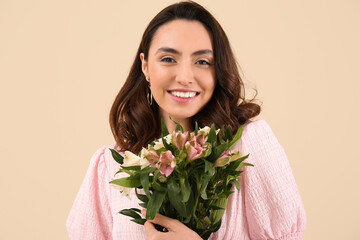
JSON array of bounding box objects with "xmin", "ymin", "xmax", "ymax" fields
[{"xmin": 66, "ymin": 120, "xmax": 306, "ymax": 239}]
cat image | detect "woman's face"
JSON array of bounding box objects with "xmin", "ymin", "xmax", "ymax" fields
[{"xmin": 140, "ymin": 19, "xmax": 216, "ymax": 124}]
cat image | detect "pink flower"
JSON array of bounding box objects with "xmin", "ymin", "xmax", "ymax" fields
[
  {"xmin": 146, "ymin": 150, "xmax": 160, "ymax": 167},
  {"xmin": 158, "ymin": 150, "xmax": 176, "ymax": 177},
  {"xmin": 213, "ymin": 149, "xmax": 231, "ymax": 167},
  {"xmin": 173, "ymin": 131, "xmax": 189, "ymax": 151},
  {"xmin": 195, "ymin": 132, "xmax": 208, "ymax": 145},
  {"xmin": 189, "ymin": 131, "xmax": 208, "ymax": 146},
  {"xmin": 185, "ymin": 138, "xmax": 206, "ymax": 161}
]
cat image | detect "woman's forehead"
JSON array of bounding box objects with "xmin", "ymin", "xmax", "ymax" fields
[{"xmin": 149, "ymin": 19, "xmax": 213, "ymax": 55}]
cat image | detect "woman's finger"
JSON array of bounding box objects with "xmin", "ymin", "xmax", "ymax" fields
[
  {"xmin": 141, "ymin": 209, "xmax": 175, "ymax": 230},
  {"xmin": 144, "ymin": 220, "xmax": 160, "ymax": 236}
]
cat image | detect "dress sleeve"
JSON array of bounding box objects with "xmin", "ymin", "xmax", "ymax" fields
[
  {"xmin": 66, "ymin": 147, "xmax": 113, "ymax": 240},
  {"xmin": 242, "ymin": 120, "xmax": 306, "ymax": 240}
]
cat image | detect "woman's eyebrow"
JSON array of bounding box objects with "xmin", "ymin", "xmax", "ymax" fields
[
  {"xmin": 155, "ymin": 47, "xmax": 213, "ymax": 56},
  {"xmin": 192, "ymin": 49, "xmax": 213, "ymax": 56},
  {"xmin": 156, "ymin": 47, "xmax": 180, "ymax": 55}
]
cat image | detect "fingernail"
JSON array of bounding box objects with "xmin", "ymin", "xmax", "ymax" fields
[{"xmin": 141, "ymin": 209, "xmax": 146, "ymax": 217}]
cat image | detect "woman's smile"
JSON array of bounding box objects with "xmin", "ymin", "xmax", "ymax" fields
[{"xmin": 167, "ymin": 89, "xmax": 199, "ymax": 103}]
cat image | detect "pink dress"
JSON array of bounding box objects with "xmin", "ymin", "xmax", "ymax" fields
[{"xmin": 66, "ymin": 120, "xmax": 306, "ymax": 239}]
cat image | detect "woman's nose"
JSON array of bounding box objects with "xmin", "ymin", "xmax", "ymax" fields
[{"xmin": 175, "ymin": 62, "xmax": 194, "ymax": 86}]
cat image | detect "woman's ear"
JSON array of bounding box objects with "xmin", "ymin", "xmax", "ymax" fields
[{"xmin": 140, "ymin": 53, "xmax": 149, "ymax": 82}]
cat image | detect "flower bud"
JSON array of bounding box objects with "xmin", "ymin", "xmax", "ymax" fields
[
  {"xmin": 173, "ymin": 131, "xmax": 189, "ymax": 151},
  {"xmin": 213, "ymin": 150, "xmax": 231, "ymax": 167}
]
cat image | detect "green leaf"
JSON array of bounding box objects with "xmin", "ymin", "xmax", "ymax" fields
[
  {"xmin": 204, "ymin": 160, "xmax": 214, "ymax": 175},
  {"xmin": 210, "ymin": 197, "xmax": 228, "ymax": 223},
  {"xmin": 146, "ymin": 190, "xmax": 167, "ymax": 220},
  {"xmin": 120, "ymin": 165, "xmax": 141, "ymax": 171},
  {"xmin": 213, "ymin": 141, "xmax": 228, "ymax": 161},
  {"xmin": 219, "ymin": 134, "xmax": 225, "ymax": 144},
  {"xmin": 152, "ymin": 181, "xmax": 167, "ymax": 192},
  {"xmin": 229, "ymin": 179, "xmax": 241, "ymax": 191},
  {"xmin": 162, "ymin": 137, "xmax": 175, "ymax": 153},
  {"xmin": 181, "ymin": 177, "xmax": 191, "ymax": 203},
  {"xmin": 207, "ymin": 124, "xmax": 217, "ymax": 147},
  {"xmin": 175, "ymin": 123, "xmax": 184, "ymax": 133},
  {"xmin": 200, "ymin": 174, "xmax": 212, "ymax": 200},
  {"xmin": 109, "ymin": 148, "xmax": 123, "ymax": 164},
  {"xmin": 237, "ymin": 162, "xmax": 254, "ymax": 170},
  {"xmin": 161, "ymin": 118, "xmax": 169, "ymax": 136},
  {"xmin": 119, "ymin": 209, "xmax": 142, "ymax": 219},
  {"xmin": 131, "ymin": 218, "xmax": 147, "ymax": 225},
  {"xmin": 222, "ymin": 190, "xmax": 235, "ymax": 198},
  {"xmin": 130, "ymin": 208, "xmax": 141, "ymax": 213},
  {"xmin": 208, "ymin": 205, "xmax": 225, "ymax": 210},
  {"xmin": 169, "ymin": 116, "xmax": 184, "ymax": 133},
  {"xmin": 109, "ymin": 176, "xmax": 141, "ymax": 188},
  {"xmin": 206, "ymin": 124, "xmax": 218, "ymax": 162},
  {"xmin": 139, "ymin": 166, "xmax": 157, "ymax": 174},
  {"xmin": 229, "ymin": 124, "xmax": 244, "ymax": 149},
  {"xmin": 208, "ymin": 219, "xmax": 222, "ymax": 235},
  {"xmin": 225, "ymin": 126, "xmax": 232, "ymax": 141},
  {"xmin": 139, "ymin": 202, "xmax": 147, "ymax": 208},
  {"xmin": 135, "ymin": 188, "xmax": 149, "ymax": 202},
  {"xmin": 167, "ymin": 179, "xmax": 189, "ymax": 217},
  {"xmin": 228, "ymin": 154, "xmax": 250, "ymax": 170},
  {"xmin": 140, "ymin": 173, "xmax": 150, "ymax": 198}
]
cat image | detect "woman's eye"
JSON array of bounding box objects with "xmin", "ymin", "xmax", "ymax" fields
[
  {"xmin": 196, "ymin": 60, "xmax": 210, "ymax": 65},
  {"xmin": 161, "ymin": 57, "xmax": 175, "ymax": 63}
]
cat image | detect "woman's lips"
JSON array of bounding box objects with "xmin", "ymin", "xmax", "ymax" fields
[{"xmin": 167, "ymin": 90, "xmax": 199, "ymax": 103}]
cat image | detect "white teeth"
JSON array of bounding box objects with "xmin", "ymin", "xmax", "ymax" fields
[{"xmin": 170, "ymin": 91, "xmax": 196, "ymax": 98}]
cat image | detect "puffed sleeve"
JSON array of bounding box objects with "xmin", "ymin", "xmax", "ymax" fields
[
  {"xmin": 66, "ymin": 147, "xmax": 113, "ymax": 240},
  {"xmin": 242, "ymin": 120, "xmax": 306, "ymax": 240}
]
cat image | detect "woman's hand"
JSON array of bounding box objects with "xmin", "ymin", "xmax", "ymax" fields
[{"xmin": 142, "ymin": 209, "xmax": 202, "ymax": 240}]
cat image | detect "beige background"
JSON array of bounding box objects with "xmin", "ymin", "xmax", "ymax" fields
[{"xmin": 1, "ymin": 0, "xmax": 359, "ymax": 239}]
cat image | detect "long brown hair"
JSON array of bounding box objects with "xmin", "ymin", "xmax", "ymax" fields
[{"xmin": 110, "ymin": 1, "xmax": 261, "ymax": 153}]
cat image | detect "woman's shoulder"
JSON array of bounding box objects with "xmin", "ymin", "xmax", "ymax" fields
[
  {"xmin": 242, "ymin": 119, "xmax": 275, "ymax": 143},
  {"xmin": 88, "ymin": 144, "xmax": 121, "ymax": 178},
  {"xmin": 237, "ymin": 119, "xmax": 284, "ymax": 159}
]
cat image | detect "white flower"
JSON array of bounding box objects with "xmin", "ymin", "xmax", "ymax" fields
[
  {"xmin": 164, "ymin": 134, "xmax": 172, "ymax": 144},
  {"xmin": 153, "ymin": 134, "xmax": 172, "ymax": 150},
  {"xmin": 140, "ymin": 148, "xmax": 148, "ymax": 158},
  {"xmin": 198, "ymin": 126, "xmax": 220, "ymax": 135},
  {"xmin": 198, "ymin": 126, "xmax": 211, "ymax": 135},
  {"xmin": 153, "ymin": 139, "xmax": 165, "ymax": 150},
  {"xmin": 123, "ymin": 150, "xmax": 150, "ymax": 169},
  {"xmin": 110, "ymin": 184, "xmax": 132, "ymax": 199},
  {"xmin": 229, "ymin": 150, "xmax": 242, "ymax": 162}
]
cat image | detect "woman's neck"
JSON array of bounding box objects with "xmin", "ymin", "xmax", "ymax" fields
[{"xmin": 161, "ymin": 114, "xmax": 191, "ymax": 133}]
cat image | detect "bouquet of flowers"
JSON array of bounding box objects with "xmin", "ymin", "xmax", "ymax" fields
[{"xmin": 109, "ymin": 120, "xmax": 253, "ymax": 240}]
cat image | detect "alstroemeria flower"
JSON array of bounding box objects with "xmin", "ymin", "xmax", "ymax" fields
[
  {"xmin": 110, "ymin": 184, "xmax": 132, "ymax": 199},
  {"xmin": 153, "ymin": 139, "xmax": 165, "ymax": 150},
  {"xmin": 198, "ymin": 126, "xmax": 211, "ymax": 136},
  {"xmin": 164, "ymin": 133, "xmax": 173, "ymax": 144},
  {"xmin": 198, "ymin": 126, "xmax": 220, "ymax": 136},
  {"xmin": 213, "ymin": 149, "xmax": 231, "ymax": 167},
  {"xmin": 123, "ymin": 151, "xmax": 150, "ymax": 168},
  {"xmin": 146, "ymin": 149, "xmax": 160, "ymax": 167},
  {"xmin": 185, "ymin": 138, "xmax": 206, "ymax": 161},
  {"xmin": 173, "ymin": 131, "xmax": 189, "ymax": 151},
  {"xmin": 229, "ymin": 150, "xmax": 242, "ymax": 162},
  {"xmin": 158, "ymin": 150, "xmax": 176, "ymax": 177},
  {"xmin": 190, "ymin": 132, "xmax": 208, "ymax": 146},
  {"xmin": 140, "ymin": 148, "xmax": 148, "ymax": 159}
]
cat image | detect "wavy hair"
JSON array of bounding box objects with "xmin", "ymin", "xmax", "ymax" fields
[{"xmin": 110, "ymin": 1, "xmax": 261, "ymax": 153}]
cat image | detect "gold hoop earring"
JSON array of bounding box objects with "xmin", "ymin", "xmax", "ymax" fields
[{"xmin": 147, "ymin": 82, "xmax": 153, "ymax": 106}]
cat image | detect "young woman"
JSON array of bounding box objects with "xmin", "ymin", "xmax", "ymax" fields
[{"xmin": 66, "ymin": 2, "xmax": 306, "ymax": 239}]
